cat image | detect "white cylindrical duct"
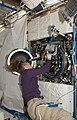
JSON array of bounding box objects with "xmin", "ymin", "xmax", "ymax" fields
[{"xmin": 7, "ymin": 49, "xmax": 33, "ymax": 75}]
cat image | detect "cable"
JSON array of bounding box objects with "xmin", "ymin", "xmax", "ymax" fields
[{"xmin": 56, "ymin": 89, "xmax": 76, "ymax": 103}]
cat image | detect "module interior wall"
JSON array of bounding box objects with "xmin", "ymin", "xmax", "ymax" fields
[
  {"xmin": 39, "ymin": 81, "xmax": 73, "ymax": 114},
  {"xmin": 28, "ymin": 8, "xmax": 73, "ymax": 41}
]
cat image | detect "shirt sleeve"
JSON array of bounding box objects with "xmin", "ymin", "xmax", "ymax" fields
[{"xmin": 26, "ymin": 60, "xmax": 51, "ymax": 78}]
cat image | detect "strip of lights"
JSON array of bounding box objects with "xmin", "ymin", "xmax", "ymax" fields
[{"xmin": 45, "ymin": 0, "xmax": 61, "ymax": 5}]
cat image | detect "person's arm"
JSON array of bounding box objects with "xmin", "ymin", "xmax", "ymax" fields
[{"xmin": 26, "ymin": 60, "xmax": 51, "ymax": 78}]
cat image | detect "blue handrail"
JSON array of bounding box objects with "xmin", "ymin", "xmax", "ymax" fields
[
  {"xmin": 73, "ymin": 14, "xmax": 77, "ymax": 119},
  {"xmin": 0, "ymin": 3, "xmax": 17, "ymax": 11}
]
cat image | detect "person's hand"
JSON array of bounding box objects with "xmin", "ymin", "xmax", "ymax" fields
[
  {"xmin": 43, "ymin": 51, "xmax": 52, "ymax": 61},
  {"xmin": 46, "ymin": 51, "xmax": 52, "ymax": 60}
]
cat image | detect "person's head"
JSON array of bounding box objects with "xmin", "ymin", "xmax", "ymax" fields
[{"xmin": 5, "ymin": 59, "xmax": 32, "ymax": 74}]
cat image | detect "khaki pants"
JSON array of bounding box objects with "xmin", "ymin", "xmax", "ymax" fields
[{"xmin": 27, "ymin": 98, "xmax": 73, "ymax": 120}]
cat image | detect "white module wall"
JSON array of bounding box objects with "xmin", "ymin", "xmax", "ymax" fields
[
  {"xmin": 28, "ymin": 7, "xmax": 73, "ymax": 41},
  {"xmin": 39, "ymin": 81, "xmax": 73, "ymax": 114}
]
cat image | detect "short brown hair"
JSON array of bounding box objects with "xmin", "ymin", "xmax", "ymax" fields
[{"xmin": 5, "ymin": 59, "xmax": 26, "ymax": 74}]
